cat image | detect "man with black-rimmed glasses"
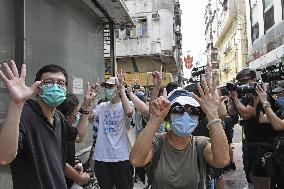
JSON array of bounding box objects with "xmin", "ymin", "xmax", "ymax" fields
[{"xmin": 0, "ymin": 61, "xmax": 96, "ymax": 189}]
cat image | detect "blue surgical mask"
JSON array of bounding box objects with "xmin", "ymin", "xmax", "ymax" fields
[
  {"xmin": 40, "ymin": 84, "xmax": 66, "ymax": 107},
  {"xmin": 105, "ymin": 88, "xmax": 116, "ymax": 101},
  {"xmin": 276, "ymin": 96, "xmax": 284, "ymax": 108},
  {"xmin": 171, "ymin": 113, "xmax": 198, "ymax": 137},
  {"xmin": 72, "ymin": 113, "xmax": 80, "ymax": 127}
]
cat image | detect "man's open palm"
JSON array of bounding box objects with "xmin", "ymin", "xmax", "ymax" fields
[{"xmin": 0, "ymin": 60, "xmax": 41, "ymax": 104}]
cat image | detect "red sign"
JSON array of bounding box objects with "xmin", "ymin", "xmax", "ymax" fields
[{"xmin": 184, "ymin": 54, "xmax": 193, "ymax": 69}]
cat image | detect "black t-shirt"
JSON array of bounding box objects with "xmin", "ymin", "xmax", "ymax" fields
[
  {"xmin": 240, "ymin": 96, "xmax": 277, "ymax": 142},
  {"xmin": 65, "ymin": 123, "xmax": 78, "ymax": 188},
  {"xmin": 10, "ymin": 100, "xmax": 77, "ymax": 189}
]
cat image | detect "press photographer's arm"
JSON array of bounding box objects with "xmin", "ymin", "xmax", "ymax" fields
[
  {"xmin": 256, "ymin": 85, "xmax": 284, "ymax": 130},
  {"xmin": 229, "ymin": 91, "xmax": 255, "ymax": 120}
]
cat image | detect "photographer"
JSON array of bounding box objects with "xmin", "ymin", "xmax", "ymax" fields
[
  {"xmin": 228, "ymin": 69, "xmax": 277, "ymax": 189},
  {"xmin": 255, "ymin": 83, "xmax": 284, "ymax": 188}
]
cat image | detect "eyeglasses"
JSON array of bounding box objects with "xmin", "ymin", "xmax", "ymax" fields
[
  {"xmin": 43, "ymin": 79, "xmax": 66, "ymax": 88},
  {"xmin": 170, "ymin": 105, "xmax": 200, "ymax": 116}
]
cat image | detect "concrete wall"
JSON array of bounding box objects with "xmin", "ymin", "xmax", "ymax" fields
[
  {"xmin": 0, "ymin": 0, "xmax": 14, "ymax": 127},
  {"xmin": 245, "ymin": 0, "xmax": 284, "ymax": 69},
  {"xmin": 0, "ymin": 0, "xmax": 105, "ymax": 187}
]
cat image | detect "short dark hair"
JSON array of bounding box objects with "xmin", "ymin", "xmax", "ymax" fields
[
  {"xmin": 166, "ymin": 82, "xmax": 178, "ymax": 94},
  {"xmin": 236, "ymin": 68, "xmax": 256, "ymax": 81},
  {"xmin": 184, "ymin": 83, "xmax": 200, "ymax": 97},
  {"xmin": 57, "ymin": 94, "xmax": 79, "ymax": 117},
  {"xmin": 35, "ymin": 64, "xmax": 68, "ymax": 85}
]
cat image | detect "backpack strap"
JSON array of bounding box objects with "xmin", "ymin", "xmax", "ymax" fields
[
  {"xmin": 194, "ymin": 136, "xmax": 207, "ymax": 189},
  {"xmin": 145, "ymin": 135, "xmax": 164, "ymax": 189}
]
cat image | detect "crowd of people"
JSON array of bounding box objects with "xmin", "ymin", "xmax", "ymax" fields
[{"xmin": 0, "ymin": 60, "xmax": 283, "ymax": 189}]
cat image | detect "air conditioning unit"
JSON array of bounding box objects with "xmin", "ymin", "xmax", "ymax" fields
[{"xmin": 152, "ymin": 12, "xmax": 159, "ymax": 20}]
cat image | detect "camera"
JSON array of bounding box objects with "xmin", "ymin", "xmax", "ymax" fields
[
  {"xmin": 257, "ymin": 61, "xmax": 284, "ymax": 83},
  {"xmin": 226, "ymin": 82, "xmax": 259, "ymax": 95},
  {"xmin": 191, "ymin": 66, "xmax": 206, "ymax": 78}
]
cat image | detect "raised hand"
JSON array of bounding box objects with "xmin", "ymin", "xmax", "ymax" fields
[
  {"xmin": 83, "ymin": 82, "xmax": 98, "ymax": 109},
  {"xmin": 115, "ymin": 69, "xmax": 125, "ymax": 90},
  {"xmin": 192, "ymin": 66, "xmax": 220, "ymax": 120},
  {"xmin": 0, "ymin": 60, "xmax": 41, "ymax": 105},
  {"xmin": 127, "ymin": 84, "xmax": 133, "ymax": 95},
  {"xmin": 150, "ymin": 89, "xmax": 170, "ymax": 122},
  {"xmin": 152, "ymin": 66, "xmax": 163, "ymax": 86},
  {"xmin": 91, "ymin": 77, "xmax": 100, "ymax": 94},
  {"xmin": 205, "ymin": 64, "xmax": 212, "ymax": 91}
]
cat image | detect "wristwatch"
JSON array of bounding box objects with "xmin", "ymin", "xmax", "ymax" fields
[
  {"xmin": 79, "ymin": 107, "xmax": 90, "ymax": 115},
  {"xmin": 262, "ymin": 101, "xmax": 271, "ymax": 109}
]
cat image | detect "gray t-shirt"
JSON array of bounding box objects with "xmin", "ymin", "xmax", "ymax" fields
[{"xmin": 151, "ymin": 135, "xmax": 210, "ymax": 189}]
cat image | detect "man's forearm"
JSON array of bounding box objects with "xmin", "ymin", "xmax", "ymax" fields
[
  {"xmin": 264, "ymin": 107, "xmax": 284, "ymax": 130},
  {"xmin": 218, "ymin": 102, "xmax": 227, "ymax": 120},
  {"xmin": 0, "ymin": 101, "xmax": 24, "ymax": 164},
  {"xmin": 120, "ymin": 88, "xmax": 133, "ymax": 117},
  {"xmin": 233, "ymin": 97, "xmax": 253, "ymax": 119},
  {"xmin": 76, "ymin": 102, "xmax": 92, "ymax": 143},
  {"xmin": 65, "ymin": 163, "xmax": 84, "ymax": 184},
  {"xmin": 129, "ymin": 92, "xmax": 149, "ymax": 118},
  {"xmin": 76, "ymin": 114, "xmax": 89, "ymax": 143}
]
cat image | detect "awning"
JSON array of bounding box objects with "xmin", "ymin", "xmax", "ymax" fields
[{"xmin": 83, "ymin": 0, "xmax": 134, "ymax": 27}]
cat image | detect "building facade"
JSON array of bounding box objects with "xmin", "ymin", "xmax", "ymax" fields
[
  {"xmin": 205, "ymin": 0, "xmax": 248, "ymax": 86},
  {"xmin": 105, "ymin": 0, "xmax": 182, "ymax": 84},
  {"xmin": 246, "ymin": 0, "xmax": 284, "ymax": 70}
]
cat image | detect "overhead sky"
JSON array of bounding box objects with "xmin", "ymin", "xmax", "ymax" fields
[{"xmin": 180, "ymin": 0, "xmax": 207, "ymax": 78}]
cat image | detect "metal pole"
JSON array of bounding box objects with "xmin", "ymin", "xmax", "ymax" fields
[{"xmin": 109, "ymin": 22, "xmax": 116, "ymax": 77}]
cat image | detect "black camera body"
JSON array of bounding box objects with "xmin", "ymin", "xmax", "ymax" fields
[
  {"xmin": 226, "ymin": 82, "xmax": 260, "ymax": 95},
  {"xmin": 257, "ymin": 62, "xmax": 284, "ymax": 83},
  {"xmin": 191, "ymin": 66, "xmax": 206, "ymax": 78}
]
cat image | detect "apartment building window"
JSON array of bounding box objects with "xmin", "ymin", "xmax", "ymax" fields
[
  {"xmin": 250, "ymin": 1, "xmax": 259, "ymax": 42},
  {"xmin": 139, "ymin": 18, "xmax": 148, "ymax": 36},
  {"xmin": 263, "ymin": 0, "xmax": 275, "ymax": 32},
  {"xmin": 211, "ymin": 53, "xmax": 218, "ymax": 61}
]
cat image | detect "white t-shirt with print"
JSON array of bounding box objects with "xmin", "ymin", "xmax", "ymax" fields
[{"xmin": 92, "ymin": 101, "xmax": 133, "ymax": 162}]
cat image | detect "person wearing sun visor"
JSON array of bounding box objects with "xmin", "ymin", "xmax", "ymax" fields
[
  {"xmin": 130, "ymin": 65, "xmax": 229, "ymax": 189},
  {"xmin": 167, "ymin": 89, "xmax": 201, "ymax": 137}
]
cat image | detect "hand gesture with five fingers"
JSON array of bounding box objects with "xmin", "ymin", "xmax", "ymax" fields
[
  {"xmin": 152, "ymin": 66, "xmax": 163, "ymax": 86},
  {"xmin": 192, "ymin": 64, "xmax": 220, "ymax": 119},
  {"xmin": 150, "ymin": 88, "xmax": 169, "ymax": 122},
  {"xmin": 255, "ymin": 85, "xmax": 268, "ymax": 104},
  {"xmin": 0, "ymin": 60, "xmax": 41, "ymax": 104},
  {"xmin": 116, "ymin": 69, "xmax": 125, "ymax": 90}
]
